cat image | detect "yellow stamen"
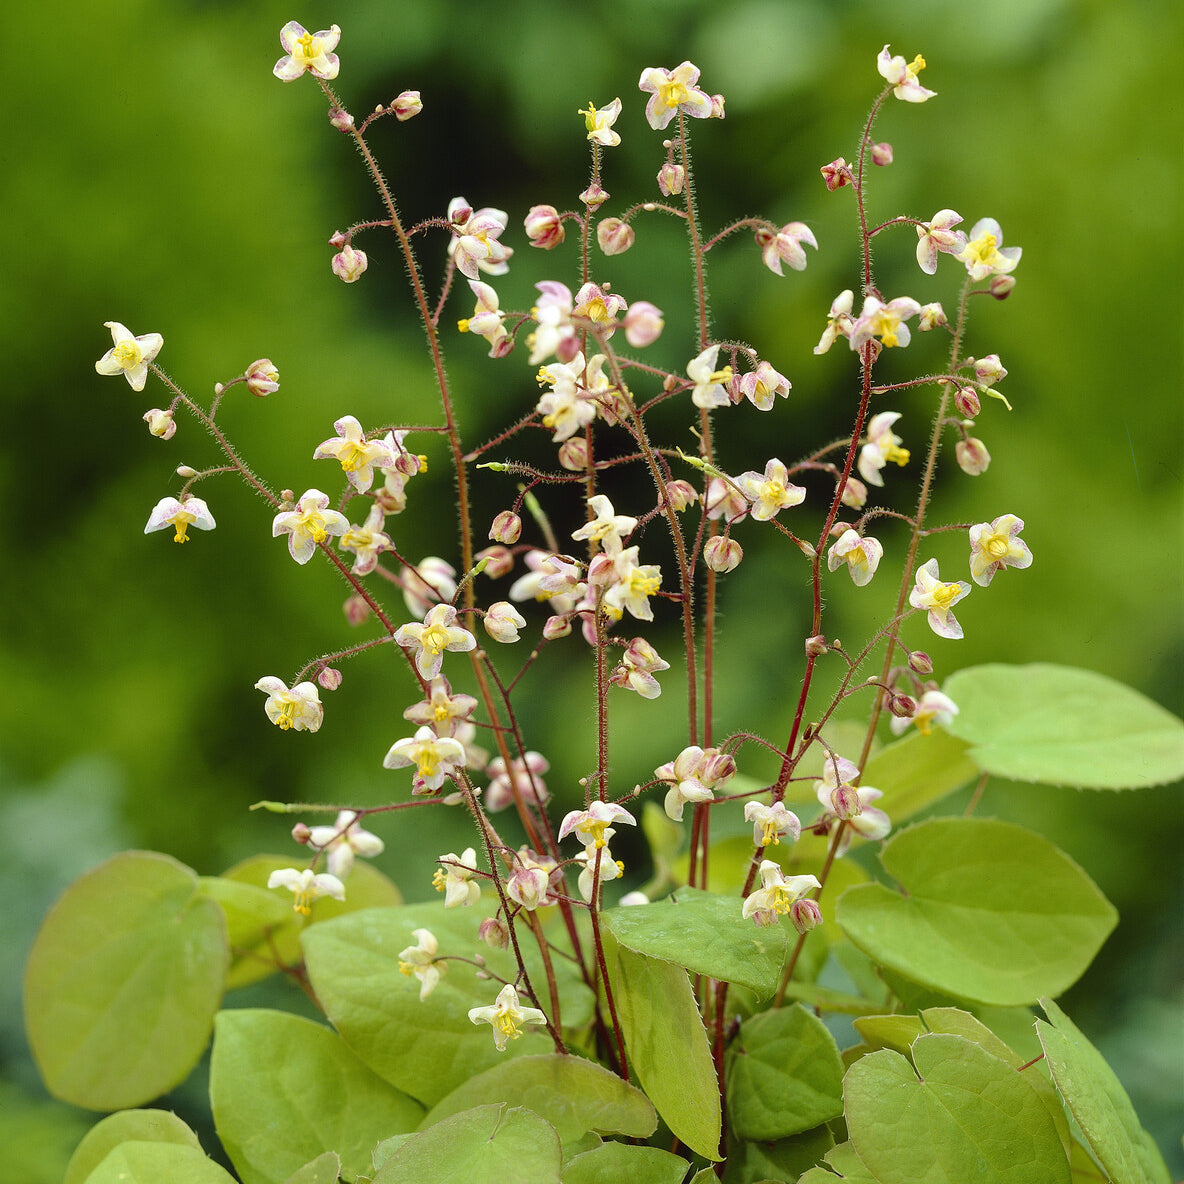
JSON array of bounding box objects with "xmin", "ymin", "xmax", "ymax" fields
[
  {"xmin": 422, "ymin": 623, "xmax": 451, "ymax": 655},
  {"xmin": 457, "ymin": 318, "xmax": 471, "ymax": 333},
  {"xmin": 983, "ymin": 531, "xmax": 1010, "ymax": 560},
  {"xmin": 169, "ymin": 510, "xmax": 195, "ymax": 543},
  {"xmin": 494, "ymin": 1011, "xmax": 522, "ymax": 1042},
  {"xmin": 932, "ymin": 582, "xmax": 961, "ymax": 610},
  {"xmin": 432, "ymin": 868, "xmax": 447, "ymax": 892},
  {"xmin": 659, "ymin": 79, "xmax": 689, "ymax": 109},
  {"xmin": 761, "ymin": 821, "xmax": 780, "ymax": 846},
  {"xmin": 113, "ymin": 340, "xmax": 142, "ymax": 370},
  {"xmin": 884, "ymin": 442, "xmax": 910, "ymax": 467},
  {"xmin": 292, "ymin": 888, "xmax": 313, "ymax": 916},
  {"xmin": 908, "ymin": 54, "xmax": 927, "ymax": 74}
]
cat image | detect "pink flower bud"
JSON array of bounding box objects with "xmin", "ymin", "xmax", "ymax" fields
[
  {"xmin": 657, "ymin": 162, "xmax": 685, "ymax": 196},
  {"xmin": 245, "ymin": 358, "xmax": 280, "ymax": 397},
  {"xmin": 291, "ymin": 822, "xmax": 312, "ymax": 844},
  {"xmin": 343, "ymin": 595, "xmax": 372, "ymax": 626},
  {"xmin": 579, "ymin": 181, "xmax": 609, "ymax": 212},
  {"xmin": 805, "ymin": 635, "xmax": 828, "ymax": 658},
  {"xmin": 830, "ymin": 783, "xmax": 862, "ymax": 820},
  {"xmin": 890, "ymin": 693, "xmax": 916, "ymax": 719},
  {"xmin": 840, "ymin": 476, "xmax": 868, "ymax": 510},
  {"xmin": 476, "ymin": 545, "xmax": 514, "ymax": 580},
  {"xmin": 709, "ymin": 94, "xmax": 726, "ymax": 119},
  {"xmin": 332, "ymin": 244, "xmax": 368, "ymax": 283},
  {"xmin": 701, "ymin": 751, "xmax": 737, "ymax": 785},
  {"xmin": 955, "ymin": 437, "xmax": 991, "ymax": 475},
  {"xmin": 558, "ymin": 438, "xmax": 589, "ymax": 471},
  {"xmin": 543, "ymin": 614, "xmax": 572, "ymax": 640},
  {"xmin": 142, "ymin": 408, "xmax": 176, "ymax": 439},
  {"xmin": 704, "ymin": 535, "xmax": 743, "ymax": 573},
  {"xmin": 623, "ymin": 301, "xmax": 664, "ymax": 348},
  {"xmin": 479, "ymin": 917, "xmax": 509, "ymax": 949},
  {"xmin": 489, "ymin": 511, "xmax": 522, "ymax": 544},
  {"xmin": 820, "ymin": 158, "xmax": 854, "ymax": 190},
  {"xmin": 909, "ymin": 651, "xmax": 934, "ymax": 676},
  {"xmin": 871, "ymin": 141, "xmax": 894, "ymax": 166},
  {"xmin": 524, "ymin": 204, "xmax": 565, "ymax": 250},
  {"xmin": 973, "ymin": 354, "xmax": 1007, "ymax": 386},
  {"xmin": 317, "ymin": 667, "xmax": 343, "ymax": 691},
  {"xmin": 918, "ymin": 303, "xmax": 947, "ymax": 330},
  {"xmin": 393, "ymin": 90, "xmax": 422, "ymax": 121},
  {"xmin": 597, "ymin": 218, "xmax": 634, "ymax": 256},
  {"xmin": 664, "ymin": 480, "xmax": 698, "ymax": 512},
  {"xmin": 989, "ymin": 275, "xmax": 1016, "ymax": 299},
  {"xmin": 176, "ymin": 465, "xmax": 198, "ymax": 478},
  {"xmin": 328, "ymin": 230, "xmax": 347, "ymax": 249},
  {"xmin": 485, "ymin": 601, "xmax": 526, "ymax": 643},
  {"xmin": 790, "ymin": 897, "xmax": 823, "ymax": 934},
  {"xmin": 328, "ymin": 107, "xmax": 355, "ymax": 132},
  {"xmin": 954, "ymin": 387, "xmax": 981, "ymax": 418}
]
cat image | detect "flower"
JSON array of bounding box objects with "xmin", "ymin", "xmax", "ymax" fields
[
  {"xmin": 820, "ymin": 158, "xmax": 854, "ymax": 190},
  {"xmin": 447, "ymin": 197, "xmax": 513, "ymax": 280},
  {"xmin": 609, "ymin": 636, "xmax": 670, "ymax": 699},
  {"xmin": 255, "ymin": 676, "xmax": 324, "ymax": 732},
  {"xmin": 432, "ymin": 848, "xmax": 481, "ymax": 908},
  {"xmin": 267, "ymin": 867, "xmax": 345, "ymax": 915},
  {"xmin": 858, "ymin": 412, "xmax": 910, "ymax": 486},
  {"xmin": 314, "ymin": 416, "xmax": 395, "ymax": 494},
  {"xmin": 744, "ymin": 801, "xmax": 802, "ymax": 848},
  {"xmin": 393, "ymin": 91, "xmax": 422, "ymax": 121},
  {"xmin": 580, "ymin": 97, "xmax": 622, "ymax": 146},
  {"xmin": 506, "ymin": 849, "xmax": 561, "ymax": 910},
  {"xmin": 877, "ymin": 45, "xmax": 936, "ymax": 103},
  {"xmin": 527, "ymin": 281, "xmax": 578, "ymax": 364},
  {"xmin": 736, "ymin": 361, "xmax": 791, "ymax": 411},
  {"xmin": 742, "ymin": 862, "xmax": 821, "ymax": 927},
  {"xmin": 572, "ymin": 281, "xmax": 627, "ymax": 328},
  {"xmin": 655, "ymin": 746, "xmax": 737, "ymax": 822},
  {"xmin": 273, "ymin": 22, "xmax": 341, "ymax": 82},
  {"xmin": 144, "ymin": 496, "xmax": 215, "ymax": 543},
  {"xmin": 827, "ymin": 529, "xmax": 884, "ymax": 587},
  {"xmin": 623, "ymin": 301, "xmax": 664, "ymax": 348},
  {"xmin": 915, "ymin": 210, "xmax": 967, "ymax": 275},
  {"xmin": 457, "ymin": 280, "xmax": 509, "ymax": 357},
  {"xmin": 95, "ymin": 322, "xmax": 163, "ymax": 391},
  {"xmin": 403, "ymin": 676, "xmax": 478, "ymax": 735},
  {"xmin": 909, "ymin": 558, "xmax": 971, "ymax": 639},
  {"xmin": 956, "ymin": 437, "xmax": 991, "ymax": 475},
  {"xmin": 398, "ymin": 928, "xmax": 444, "ymax": 1000},
  {"xmin": 594, "ymin": 545, "xmax": 663, "ymax": 622},
  {"xmin": 245, "ymin": 358, "xmax": 280, "ymax": 397},
  {"xmin": 814, "ymin": 778, "xmax": 891, "ymax": 854},
  {"xmin": 468, "ymin": 983, "xmax": 547, "ymax": 1050},
  {"xmin": 890, "ymin": 688, "xmax": 959, "ymax": 736},
  {"xmin": 272, "ymin": 489, "xmax": 350, "ymax": 564},
  {"xmin": 638, "ymin": 63, "xmax": 714, "ymax": 130},
  {"xmin": 597, "ymin": 218, "xmax": 634, "ymax": 256},
  {"xmin": 969, "ymin": 514, "xmax": 1032, "ymax": 586},
  {"xmin": 524, "ymin": 205, "xmax": 565, "ymax": 250},
  {"xmin": 687, "ymin": 345, "xmax": 733, "ymax": 409},
  {"xmin": 402, "ymin": 557, "xmax": 458, "ymax": 618},
  {"xmin": 572, "ymin": 494, "xmax": 637, "ymax": 555},
  {"xmin": 558, "ymin": 800, "xmax": 637, "ymax": 849},
  {"xmin": 484, "ymin": 601, "xmax": 527, "ymax": 643},
  {"xmin": 331, "ymin": 244, "xmax": 368, "ymax": 282},
  {"xmin": 485, "ymin": 752, "xmax": 550, "ymax": 812},
  {"xmin": 307, "ymin": 810, "xmax": 384, "ymax": 878},
  {"xmin": 339, "ymin": 504, "xmax": 393, "ymax": 576},
  {"xmin": 383, "ymin": 725, "xmax": 467, "ymax": 794},
  {"xmin": 958, "ymin": 218, "xmax": 1021, "ymax": 282},
  {"xmin": 142, "ymin": 409, "xmax": 176, "ymax": 439},
  {"xmin": 735, "ymin": 458, "xmax": 806, "ymax": 522},
  {"xmin": 573, "ymin": 843, "xmax": 625, "ymax": 901},
  {"xmin": 394, "ymin": 604, "xmax": 477, "ymax": 681},
  {"xmin": 849, "ymin": 296, "xmax": 922, "ymax": 351},
  {"xmin": 756, "ymin": 222, "xmax": 818, "ymax": 275},
  {"xmin": 814, "ymin": 290, "xmax": 855, "ymax": 355},
  {"xmin": 703, "ymin": 535, "xmax": 743, "ymax": 573}
]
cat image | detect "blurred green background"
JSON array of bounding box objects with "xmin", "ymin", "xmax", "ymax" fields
[{"xmin": 4, "ymin": 0, "xmax": 1181, "ymax": 1177}]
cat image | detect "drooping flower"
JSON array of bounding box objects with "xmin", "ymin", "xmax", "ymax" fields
[
  {"xmin": 272, "ymin": 490, "xmax": 350, "ymax": 564},
  {"xmin": 736, "ymin": 361, "xmax": 791, "ymax": 411},
  {"xmin": 909, "ymin": 558, "xmax": 971, "ymax": 639},
  {"xmin": 485, "ymin": 751, "xmax": 550, "ymax": 812},
  {"xmin": 402, "ymin": 557, "xmax": 458, "ymax": 619},
  {"xmin": 144, "ymin": 496, "xmax": 215, "ymax": 543},
  {"xmin": 273, "ymin": 22, "xmax": 341, "ymax": 82},
  {"xmin": 267, "ymin": 867, "xmax": 345, "ymax": 915},
  {"xmin": 314, "ymin": 416, "xmax": 394, "ymax": 494},
  {"xmin": 394, "ymin": 604, "xmax": 477, "ymax": 681},
  {"xmin": 827, "ymin": 528, "xmax": 884, "ymax": 587},
  {"xmin": 744, "ymin": 800, "xmax": 802, "ymax": 848},
  {"xmin": 457, "ymin": 280, "xmax": 509, "ymax": 357},
  {"xmin": 255, "ymin": 676, "xmax": 324, "ymax": 733},
  {"xmin": 383, "ymin": 725, "xmax": 467, "ymax": 794},
  {"xmin": 958, "ymin": 218, "xmax": 1022, "ymax": 282},
  {"xmin": 877, "ymin": 45, "xmax": 936, "ymax": 103},
  {"xmin": 814, "ymin": 290, "xmax": 855, "ymax": 355},
  {"xmin": 432, "ymin": 848, "xmax": 481, "ymax": 908},
  {"xmin": 142, "ymin": 409, "xmax": 176, "ymax": 439},
  {"xmin": 573, "ymin": 843, "xmax": 626, "ymax": 901},
  {"xmin": 558, "ymin": 800, "xmax": 637, "ymax": 849},
  {"xmin": 506, "ymin": 848, "xmax": 561, "ymax": 910},
  {"xmin": 735, "ymin": 458, "xmax": 806, "ymax": 522},
  {"xmin": 623, "ymin": 301, "xmax": 665, "ymax": 348},
  {"xmin": 609, "ymin": 636, "xmax": 670, "ymax": 699},
  {"xmin": 638, "ymin": 63, "xmax": 714, "ymax": 130},
  {"xmin": 527, "ymin": 281, "xmax": 578, "ymax": 364},
  {"xmin": 245, "ymin": 358, "xmax": 280, "ymax": 397},
  {"xmin": 858, "ymin": 412, "xmax": 910, "ymax": 486},
  {"xmin": 447, "ymin": 197, "xmax": 513, "ymax": 280},
  {"xmin": 524, "ymin": 205, "xmax": 565, "ymax": 250},
  {"xmin": 403, "ymin": 676, "xmax": 478, "ymax": 736},
  {"xmin": 742, "ymin": 861, "xmax": 821, "ymax": 927},
  {"xmin": 331, "ymin": 244, "xmax": 367, "ymax": 282},
  {"xmin": 306, "ymin": 810, "xmax": 384, "ymax": 878},
  {"xmin": 915, "ymin": 210, "xmax": 967, "ymax": 274},
  {"xmin": 580, "ymin": 97, "xmax": 622, "ymax": 146},
  {"xmin": 95, "ymin": 321, "xmax": 163, "ymax": 391},
  {"xmin": 398, "ymin": 928, "xmax": 444, "ymax": 1000},
  {"xmin": 655, "ymin": 746, "xmax": 737, "ymax": 822},
  {"xmin": 687, "ymin": 345, "xmax": 733, "ymax": 409},
  {"xmin": 572, "ymin": 494, "xmax": 638, "ymax": 555},
  {"xmin": 468, "ymin": 983, "xmax": 547, "ymax": 1050},
  {"xmin": 756, "ymin": 222, "xmax": 818, "ymax": 276},
  {"xmin": 338, "ymin": 504, "xmax": 393, "ymax": 576},
  {"xmin": 484, "ymin": 601, "xmax": 527, "ymax": 643},
  {"xmin": 849, "ymin": 296, "xmax": 923, "ymax": 351},
  {"xmin": 969, "ymin": 514, "xmax": 1032, "ymax": 586}
]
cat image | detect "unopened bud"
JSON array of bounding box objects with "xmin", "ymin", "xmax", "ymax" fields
[
  {"xmin": 909, "ymin": 651, "xmax": 933, "ymax": 676},
  {"xmin": 701, "ymin": 751, "xmax": 737, "ymax": 784},
  {"xmin": 245, "ymin": 358, "xmax": 280, "ymax": 397},
  {"xmin": 543, "ymin": 614, "xmax": 572, "ymax": 640},
  {"xmin": 820, "ymin": 158, "xmax": 854, "ymax": 190},
  {"xmin": 176, "ymin": 465, "xmax": 198, "ymax": 478},
  {"xmin": 805, "ymin": 634, "xmax": 828, "ymax": 658},
  {"xmin": 343, "ymin": 595, "xmax": 371, "ymax": 626},
  {"xmin": 596, "ymin": 218, "xmax": 634, "ymax": 256},
  {"xmin": 558, "ymin": 437, "xmax": 589, "ymax": 471},
  {"xmin": 332, "ymin": 244, "xmax": 368, "ymax": 283},
  {"xmin": 327, "ymin": 107, "xmax": 355, "ymax": 132},
  {"xmin": 790, "ymin": 897, "xmax": 824, "ymax": 935},
  {"xmin": 871, "ymin": 141, "xmax": 894, "ymax": 166},
  {"xmin": 317, "ymin": 668, "xmax": 343, "ymax": 691},
  {"xmin": 623, "ymin": 300, "xmax": 664, "ymax": 348},
  {"xmin": 479, "ymin": 917, "xmax": 509, "ymax": 949},
  {"xmin": 524, "ymin": 204, "xmax": 564, "ymax": 250},
  {"xmin": 476, "ymin": 545, "xmax": 514, "ymax": 579},
  {"xmin": 989, "ymin": 274, "xmax": 1016, "ymax": 299},
  {"xmin": 328, "ymin": 230, "xmax": 347, "ymax": 249},
  {"xmin": 704, "ymin": 535, "xmax": 743, "ymax": 573},
  {"xmin": 664, "ymin": 479, "xmax": 698, "ymax": 512},
  {"xmin": 579, "ymin": 181, "xmax": 609, "ymax": 212},
  {"xmin": 142, "ymin": 408, "xmax": 176, "ymax": 439},
  {"xmin": 889, "ymin": 693, "xmax": 916, "ymax": 719},
  {"xmin": 709, "ymin": 93, "xmax": 726, "ymax": 119},
  {"xmin": 657, "ymin": 161, "xmax": 685, "ymax": 196},
  {"xmin": 955, "ymin": 437, "xmax": 991, "ymax": 476},
  {"xmin": 954, "ymin": 387, "xmax": 981, "ymax": 418},
  {"xmin": 291, "ymin": 822, "xmax": 312, "ymax": 844},
  {"xmin": 489, "ymin": 510, "xmax": 522, "ymax": 544},
  {"xmin": 830, "ymin": 783, "xmax": 862, "ymax": 820},
  {"xmin": 392, "ymin": 90, "xmax": 422, "ymax": 121}
]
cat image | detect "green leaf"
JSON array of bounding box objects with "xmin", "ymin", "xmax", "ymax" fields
[
  {"xmin": 301, "ymin": 904, "xmax": 590, "ymax": 1107},
  {"xmin": 197, "ymin": 875, "xmax": 293, "ymax": 991},
  {"xmin": 1036, "ymin": 998, "xmax": 1171, "ymax": 1184},
  {"xmin": 604, "ymin": 939, "xmax": 721, "ymax": 1161},
  {"xmin": 796, "ymin": 1141, "xmax": 879, "ymax": 1182},
  {"xmin": 726, "ymin": 1006, "xmax": 844, "ymax": 1140},
  {"xmin": 944, "ymin": 663, "xmax": 1184, "ymax": 789},
  {"xmin": 219, "ymin": 855, "xmax": 402, "ymax": 988},
  {"xmin": 843, "ymin": 1034, "xmax": 1070, "ymax": 1184},
  {"xmin": 65, "ymin": 1109, "xmax": 202, "ymax": 1184},
  {"xmin": 722, "ymin": 1123, "xmax": 835, "ymax": 1184},
  {"xmin": 371, "ymin": 1104, "xmax": 562, "ymax": 1184},
  {"xmin": 281, "ymin": 1152, "xmax": 341, "ymax": 1184},
  {"xmin": 82, "ymin": 1143, "xmax": 237, "ymax": 1183},
  {"xmin": 210, "ymin": 1009, "xmax": 424, "ymax": 1184},
  {"xmin": 837, "ymin": 818, "xmax": 1116, "ymax": 1005},
  {"xmin": 603, "ymin": 888, "xmax": 787, "ymax": 997},
  {"xmin": 420, "ymin": 1054, "xmax": 654, "ymax": 1144},
  {"xmin": 24, "ymin": 850, "xmax": 228, "ymax": 1109},
  {"xmin": 862, "ymin": 727, "xmax": 979, "ymax": 823},
  {"xmin": 560, "ymin": 1141, "xmax": 690, "ymax": 1184}
]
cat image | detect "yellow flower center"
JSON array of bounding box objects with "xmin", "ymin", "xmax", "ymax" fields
[
  {"xmin": 580, "ymin": 101, "xmax": 598, "ymax": 132},
  {"xmin": 628, "ymin": 570, "xmax": 661, "ymax": 599},
  {"xmin": 422, "ymin": 623, "xmax": 452, "ymax": 656},
  {"xmin": 659, "ymin": 79, "xmax": 690, "ymax": 110},
  {"xmin": 709, "ymin": 365, "xmax": 733, "ymax": 385},
  {"xmin": 113, "ymin": 339, "xmax": 142, "ymax": 370},
  {"xmin": 871, "ymin": 309, "xmax": 904, "ymax": 348},
  {"xmin": 931, "ymin": 581, "xmax": 961, "ymax": 610},
  {"xmin": 432, "ymin": 868, "xmax": 447, "ymax": 892},
  {"xmin": 275, "ymin": 698, "xmax": 297, "ymax": 730},
  {"xmin": 966, "ymin": 232, "xmax": 1000, "ymax": 266},
  {"xmin": 883, "ymin": 440, "xmax": 910, "ymax": 467},
  {"xmin": 292, "ymin": 887, "xmax": 313, "ymax": 916},
  {"xmin": 433, "ymin": 703, "xmax": 451, "ymax": 723},
  {"xmin": 296, "ymin": 32, "xmax": 319, "ymax": 65},
  {"xmin": 298, "ymin": 511, "xmax": 329, "ymax": 544},
  {"xmin": 761, "ymin": 820, "xmax": 780, "ymax": 846},
  {"xmin": 908, "ymin": 54, "xmax": 927, "ymax": 75},
  {"xmin": 167, "ymin": 510, "xmax": 196, "ymax": 543},
  {"xmin": 584, "ymin": 297, "xmax": 609, "ymax": 323},
  {"xmin": 494, "ymin": 1010, "xmax": 523, "ymax": 1042},
  {"xmin": 760, "ymin": 479, "xmax": 786, "ymax": 506},
  {"xmin": 769, "ymin": 885, "xmax": 792, "ymax": 915},
  {"xmin": 457, "ymin": 317, "xmax": 471, "ymax": 333},
  {"xmin": 983, "ymin": 531, "xmax": 1010, "ymax": 560},
  {"xmin": 417, "ymin": 747, "xmax": 441, "ymax": 780},
  {"xmin": 582, "ymin": 819, "xmax": 610, "ymax": 849}
]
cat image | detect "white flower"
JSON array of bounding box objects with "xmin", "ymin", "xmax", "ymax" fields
[
  {"xmin": 687, "ymin": 345, "xmax": 733, "ymax": 409},
  {"xmin": 468, "ymin": 983, "xmax": 547, "ymax": 1050},
  {"xmin": 827, "ymin": 529, "xmax": 884, "ymax": 587},
  {"xmin": 742, "ymin": 862, "xmax": 820, "ymax": 927},
  {"xmin": 96, "ymin": 321, "xmax": 163, "ymax": 391},
  {"xmin": 307, "ymin": 810, "xmax": 384, "ymax": 877},
  {"xmin": 394, "ymin": 604, "xmax": 477, "ymax": 681},
  {"xmin": 909, "ymin": 558, "xmax": 971, "ymax": 639},
  {"xmin": 433, "ymin": 848, "xmax": 481, "ymax": 908},
  {"xmin": 383, "ymin": 725, "xmax": 467, "ymax": 794},
  {"xmin": 267, "ymin": 867, "xmax": 345, "ymax": 915},
  {"xmin": 890, "ymin": 689, "xmax": 959, "ymax": 737},
  {"xmin": 735, "ymin": 458, "xmax": 806, "ymax": 521},
  {"xmin": 144, "ymin": 496, "xmax": 215, "ymax": 543},
  {"xmin": 744, "ymin": 801, "xmax": 802, "ymax": 848},
  {"xmin": 255, "ymin": 676, "xmax": 323, "ymax": 733},
  {"xmin": 273, "ymin": 22, "xmax": 341, "ymax": 82},
  {"xmin": 314, "ymin": 416, "xmax": 395, "ymax": 494},
  {"xmin": 272, "ymin": 490, "xmax": 350, "ymax": 564},
  {"xmin": 398, "ymin": 928, "xmax": 444, "ymax": 1000},
  {"xmin": 558, "ymin": 801, "xmax": 637, "ymax": 850}
]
